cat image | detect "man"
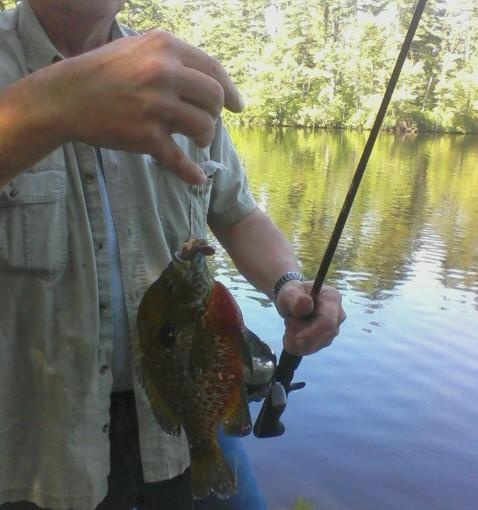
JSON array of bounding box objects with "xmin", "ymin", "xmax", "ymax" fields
[{"xmin": 0, "ymin": 1, "xmax": 346, "ymax": 509}]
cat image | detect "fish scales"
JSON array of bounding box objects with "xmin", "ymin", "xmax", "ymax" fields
[{"xmin": 135, "ymin": 239, "xmax": 253, "ymax": 500}]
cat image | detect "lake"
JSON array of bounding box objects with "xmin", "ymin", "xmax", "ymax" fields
[{"xmin": 212, "ymin": 127, "xmax": 478, "ymax": 510}]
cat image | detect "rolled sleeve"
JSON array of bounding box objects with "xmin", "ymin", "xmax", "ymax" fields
[{"xmin": 207, "ymin": 119, "xmax": 257, "ymax": 229}]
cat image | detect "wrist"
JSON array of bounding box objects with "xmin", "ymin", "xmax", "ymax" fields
[
  {"xmin": 0, "ymin": 69, "xmax": 69, "ymax": 184},
  {"xmin": 12, "ymin": 64, "xmax": 72, "ymax": 148},
  {"xmin": 35, "ymin": 60, "xmax": 77, "ymax": 145},
  {"xmin": 272, "ymin": 271, "xmax": 305, "ymax": 300}
]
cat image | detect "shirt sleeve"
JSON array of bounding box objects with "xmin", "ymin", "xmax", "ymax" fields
[{"xmin": 207, "ymin": 119, "xmax": 257, "ymax": 229}]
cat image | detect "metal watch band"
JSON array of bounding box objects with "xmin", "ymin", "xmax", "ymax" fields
[{"xmin": 272, "ymin": 271, "xmax": 305, "ymax": 299}]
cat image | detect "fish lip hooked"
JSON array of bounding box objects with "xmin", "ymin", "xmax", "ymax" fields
[
  {"xmin": 178, "ymin": 239, "xmax": 215, "ymax": 261},
  {"xmin": 173, "ymin": 252, "xmax": 190, "ymax": 264}
]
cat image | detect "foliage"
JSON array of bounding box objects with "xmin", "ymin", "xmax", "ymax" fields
[
  {"xmin": 116, "ymin": 0, "xmax": 477, "ymax": 133},
  {"xmin": 229, "ymin": 126, "xmax": 478, "ymax": 294},
  {"xmin": 2, "ymin": 1, "xmax": 475, "ymax": 132},
  {"xmin": 0, "ymin": 0, "xmax": 16, "ymax": 10}
]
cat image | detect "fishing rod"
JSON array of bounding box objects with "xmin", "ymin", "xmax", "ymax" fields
[{"xmin": 254, "ymin": 0, "xmax": 429, "ymax": 438}]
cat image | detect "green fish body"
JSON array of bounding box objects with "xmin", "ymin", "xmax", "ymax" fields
[{"xmin": 136, "ymin": 239, "xmax": 253, "ymax": 499}]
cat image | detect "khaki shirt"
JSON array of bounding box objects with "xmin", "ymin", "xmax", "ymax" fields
[{"xmin": 0, "ymin": 2, "xmax": 256, "ymax": 509}]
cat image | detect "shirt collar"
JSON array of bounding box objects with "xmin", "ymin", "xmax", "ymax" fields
[{"xmin": 17, "ymin": 0, "xmax": 127, "ymax": 73}]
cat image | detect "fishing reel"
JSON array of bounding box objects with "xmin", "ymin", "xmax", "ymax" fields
[
  {"xmin": 243, "ymin": 330, "xmax": 277, "ymax": 402},
  {"xmin": 243, "ymin": 331, "xmax": 305, "ymax": 438},
  {"xmin": 252, "ymin": 351, "xmax": 305, "ymax": 438}
]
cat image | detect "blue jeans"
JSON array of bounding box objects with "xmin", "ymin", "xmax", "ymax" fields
[{"xmin": 1, "ymin": 392, "xmax": 267, "ymax": 510}]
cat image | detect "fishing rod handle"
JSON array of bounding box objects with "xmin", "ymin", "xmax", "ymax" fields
[
  {"xmin": 252, "ymin": 351, "xmax": 303, "ymax": 438},
  {"xmin": 275, "ymin": 350, "xmax": 303, "ymax": 391}
]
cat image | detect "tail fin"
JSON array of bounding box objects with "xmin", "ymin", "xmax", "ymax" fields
[{"xmin": 190, "ymin": 440, "xmax": 237, "ymax": 500}]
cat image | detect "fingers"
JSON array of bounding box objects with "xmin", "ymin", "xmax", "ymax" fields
[
  {"xmin": 62, "ymin": 30, "xmax": 243, "ymax": 183},
  {"xmin": 147, "ymin": 100, "xmax": 216, "ymax": 181},
  {"xmin": 167, "ymin": 99, "xmax": 217, "ymax": 148},
  {"xmin": 177, "ymin": 39, "xmax": 244, "ymax": 113},
  {"xmin": 177, "ymin": 67, "xmax": 225, "ymax": 119},
  {"xmin": 150, "ymin": 30, "xmax": 243, "ymax": 113},
  {"xmin": 280, "ymin": 283, "xmax": 345, "ymax": 356},
  {"xmin": 142, "ymin": 31, "xmax": 243, "ymax": 181},
  {"xmin": 275, "ymin": 281, "xmax": 314, "ymax": 319},
  {"xmin": 283, "ymin": 313, "xmax": 339, "ymax": 356},
  {"xmin": 149, "ymin": 126, "xmax": 207, "ymax": 184}
]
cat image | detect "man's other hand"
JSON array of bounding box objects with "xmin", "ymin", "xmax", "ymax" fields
[{"xmin": 275, "ymin": 282, "xmax": 346, "ymax": 356}]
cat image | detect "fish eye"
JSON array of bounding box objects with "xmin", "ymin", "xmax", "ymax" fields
[{"xmin": 158, "ymin": 322, "xmax": 175, "ymax": 348}]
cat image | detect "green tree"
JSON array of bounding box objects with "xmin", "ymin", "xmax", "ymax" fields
[
  {"xmin": 5, "ymin": 0, "xmax": 474, "ymax": 133},
  {"xmin": 0, "ymin": 0, "xmax": 16, "ymax": 10}
]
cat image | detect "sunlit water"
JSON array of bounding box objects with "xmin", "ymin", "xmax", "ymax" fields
[{"xmin": 212, "ymin": 128, "xmax": 478, "ymax": 510}]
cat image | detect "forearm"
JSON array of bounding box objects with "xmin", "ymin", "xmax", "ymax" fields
[
  {"xmin": 0, "ymin": 67, "xmax": 66, "ymax": 187},
  {"xmin": 212, "ymin": 207, "xmax": 301, "ymax": 300}
]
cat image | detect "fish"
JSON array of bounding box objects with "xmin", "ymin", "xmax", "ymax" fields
[{"xmin": 135, "ymin": 238, "xmax": 256, "ymax": 500}]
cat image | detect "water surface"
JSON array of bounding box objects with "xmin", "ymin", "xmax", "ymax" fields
[{"xmin": 213, "ymin": 128, "xmax": 478, "ymax": 510}]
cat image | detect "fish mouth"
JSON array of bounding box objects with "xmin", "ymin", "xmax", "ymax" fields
[{"xmin": 177, "ymin": 239, "xmax": 215, "ymax": 262}]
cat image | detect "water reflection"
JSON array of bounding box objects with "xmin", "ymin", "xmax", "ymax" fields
[
  {"xmin": 228, "ymin": 127, "xmax": 478, "ymax": 300},
  {"xmin": 212, "ymin": 127, "xmax": 478, "ymax": 510}
]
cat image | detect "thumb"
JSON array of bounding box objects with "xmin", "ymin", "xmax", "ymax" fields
[{"xmin": 275, "ymin": 281, "xmax": 314, "ymax": 319}]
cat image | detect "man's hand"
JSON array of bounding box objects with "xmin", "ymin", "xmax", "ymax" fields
[
  {"xmin": 0, "ymin": 30, "xmax": 243, "ymax": 186},
  {"xmin": 275, "ymin": 281, "xmax": 346, "ymax": 356},
  {"xmin": 55, "ymin": 30, "xmax": 243, "ymax": 183},
  {"xmin": 212, "ymin": 208, "xmax": 345, "ymax": 356}
]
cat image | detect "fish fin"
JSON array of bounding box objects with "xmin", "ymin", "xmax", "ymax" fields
[
  {"xmin": 190, "ymin": 440, "xmax": 236, "ymax": 500},
  {"xmin": 222, "ymin": 384, "xmax": 252, "ymax": 437},
  {"xmin": 136, "ymin": 322, "xmax": 181, "ymax": 435},
  {"xmin": 245, "ymin": 327, "xmax": 274, "ymax": 360},
  {"xmin": 241, "ymin": 328, "xmax": 255, "ymax": 374},
  {"xmin": 141, "ymin": 364, "xmax": 182, "ymax": 436}
]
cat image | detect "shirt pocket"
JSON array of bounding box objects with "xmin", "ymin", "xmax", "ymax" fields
[
  {"xmin": 0, "ymin": 169, "xmax": 67, "ymax": 280},
  {"xmin": 189, "ymin": 160, "xmax": 225, "ymax": 238}
]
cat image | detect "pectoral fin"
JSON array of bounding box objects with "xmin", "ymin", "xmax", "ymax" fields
[
  {"xmin": 141, "ymin": 362, "xmax": 182, "ymax": 436},
  {"xmin": 241, "ymin": 328, "xmax": 255, "ymax": 374},
  {"xmin": 222, "ymin": 384, "xmax": 252, "ymax": 437},
  {"xmin": 136, "ymin": 321, "xmax": 181, "ymax": 436}
]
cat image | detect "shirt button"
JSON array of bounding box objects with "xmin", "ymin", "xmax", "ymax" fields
[
  {"xmin": 97, "ymin": 241, "xmax": 104, "ymax": 251},
  {"xmin": 99, "ymin": 302, "xmax": 108, "ymax": 313},
  {"xmin": 85, "ymin": 174, "xmax": 95, "ymax": 184},
  {"xmin": 102, "ymin": 423, "xmax": 109, "ymax": 433},
  {"xmin": 99, "ymin": 364, "xmax": 109, "ymax": 375}
]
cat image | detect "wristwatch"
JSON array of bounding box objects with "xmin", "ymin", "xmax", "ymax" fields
[{"xmin": 272, "ymin": 271, "xmax": 305, "ymax": 299}]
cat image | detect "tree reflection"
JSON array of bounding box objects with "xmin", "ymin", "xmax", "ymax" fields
[{"xmin": 229, "ymin": 126, "xmax": 478, "ymax": 299}]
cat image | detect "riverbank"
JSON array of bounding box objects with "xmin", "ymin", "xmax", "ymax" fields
[{"xmin": 223, "ymin": 112, "xmax": 478, "ymax": 135}]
